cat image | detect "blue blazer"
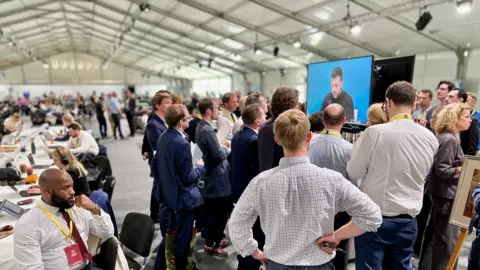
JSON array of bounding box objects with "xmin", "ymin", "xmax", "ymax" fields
[
  {"xmin": 146, "ymin": 114, "xmax": 167, "ymax": 202},
  {"xmin": 231, "ymin": 126, "xmax": 259, "ymax": 203},
  {"xmin": 157, "ymin": 129, "xmax": 205, "ymax": 211},
  {"xmin": 195, "ymin": 120, "xmax": 231, "ymax": 198}
]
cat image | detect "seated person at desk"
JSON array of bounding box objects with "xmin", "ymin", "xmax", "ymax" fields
[
  {"xmin": 13, "ymin": 169, "xmax": 114, "ymax": 270},
  {"xmin": 51, "ymin": 146, "xmax": 91, "ymax": 196},
  {"xmin": 3, "ymin": 106, "xmax": 23, "ymax": 133},
  {"xmin": 67, "ymin": 123, "xmax": 99, "ymax": 160},
  {"xmin": 55, "ymin": 114, "xmax": 75, "ymax": 142}
]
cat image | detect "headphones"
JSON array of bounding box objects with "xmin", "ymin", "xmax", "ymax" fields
[{"xmin": 56, "ymin": 148, "xmax": 69, "ymax": 166}]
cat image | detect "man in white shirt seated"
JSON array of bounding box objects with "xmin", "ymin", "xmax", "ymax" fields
[
  {"xmin": 13, "ymin": 169, "xmax": 115, "ymax": 270},
  {"xmin": 67, "ymin": 123, "xmax": 99, "ymax": 160},
  {"xmin": 347, "ymin": 81, "xmax": 438, "ymax": 270},
  {"xmin": 229, "ymin": 109, "xmax": 382, "ymax": 269}
]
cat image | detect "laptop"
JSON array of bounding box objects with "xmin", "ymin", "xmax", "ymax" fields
[{"xmin": 27, "ymin": 153, "xmax": 53, "ymax": 169}]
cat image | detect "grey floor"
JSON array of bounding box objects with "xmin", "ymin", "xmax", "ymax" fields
[{"xmin": 89, "ymin": 118, "xmax": 474, "ymax": 270}]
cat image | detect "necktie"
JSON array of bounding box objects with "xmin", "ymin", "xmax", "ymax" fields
[
  {"xmin": 230, "ymin": 113, "xmax": 236, "ymax": 123},
  {"xmin": 59, "ymin": 209, "xmax": 93, "ymax": 268}
]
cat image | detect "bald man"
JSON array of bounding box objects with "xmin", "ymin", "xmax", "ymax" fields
[
  {"xmin": 14, "ymin": 169, "xmax": 114, "ymax": 270},
  {"xmin": 307, "ymin": 104, "xmax": 355, "ymax": 270},
  {"xmin": 232, "ymin": 96, "xmax": 247, "ymax": 136}
]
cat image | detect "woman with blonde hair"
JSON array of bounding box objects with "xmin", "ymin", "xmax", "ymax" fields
[
  {"xmin": 419, "ymin": 102, "xmax": 472, "ymax": 270},
  {"xmin": 366, "ymin": 103, "xmax": 387, "ymax": 126},
  {"xmin": 50, "ymin": 146, "xmax": 90, "ymax": 196},
  {"xmin": 172, "ymin": 93, "xmax": 183, "ymax": 105}
]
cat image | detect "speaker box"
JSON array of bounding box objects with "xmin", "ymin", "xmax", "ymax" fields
[{"xmin": 415, "ymin": 12, "xmax": 432, "ymax": 31}]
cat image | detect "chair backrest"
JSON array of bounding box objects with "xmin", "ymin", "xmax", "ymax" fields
[
  {"xmin": 93, "ymin": 155, "xmax": 111, "ymax": 185},
  {"xmin": 102, "ymin": 176, "xmax": 116, "ymax": 202},
  {"xmin": 119, "ymin": 212, "xmax": 154, "ymax": 258}
]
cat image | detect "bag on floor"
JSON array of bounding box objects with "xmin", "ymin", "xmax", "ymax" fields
[{"xmin": 166, "ymin": 228, "xmax": 197, "ymax": 270}]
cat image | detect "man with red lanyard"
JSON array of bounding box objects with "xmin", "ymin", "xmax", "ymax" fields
[
  {"xmin": 14, "ymin": 169, "xmax": 114, "ymax": 270},
  {"xmin": 347, "ymin": 81, "xmax": 438, "ymax": 269}
]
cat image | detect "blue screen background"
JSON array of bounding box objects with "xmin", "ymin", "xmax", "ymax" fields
[{"xmin": 306, "ymin": 56, "xmax": 373, "ymax": 123}]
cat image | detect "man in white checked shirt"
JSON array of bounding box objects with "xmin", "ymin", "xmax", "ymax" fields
[{"xmin": 228, "ymin": 109, "xmax": 382, "ymax": 269}]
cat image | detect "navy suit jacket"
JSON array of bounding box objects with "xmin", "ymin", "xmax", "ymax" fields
[
  {"xmin": 157, "ymin": 129, "xmax": 205, "ymax": 211},
  {"xmin": 146, "ymin": 114, "xmax": 167, "ymax": 202},
  {"xmin": 195, "ymin": 120, "xmax": 231, "ymax": 198},
  {"xmin": 258, "ymin": 117, "xmax": 284, "ymax": 172},
  {"xmin": 231, "ymin": 126, "xmax": 259, "ymax": 203}
]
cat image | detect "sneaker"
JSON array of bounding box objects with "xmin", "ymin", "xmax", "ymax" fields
[
  {"xmin": 204, "ymin": 246, "xmax": 228, "ymax": 257},
  {"xmin": 218, "ymin": 239, "xmax": 229, "ymax": 249}
]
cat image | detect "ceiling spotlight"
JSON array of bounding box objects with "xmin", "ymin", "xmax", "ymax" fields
[
  {"xmin": 207, "ymin": 58, "xmax": 213, "ymax": 68},
  {"xmin": 8, "ymin": 41, "xmax": 14, "ymax": 47},
  {"xmin": 349, "ymin": 24, "xmax": 362, "ymax": 35},
  {"xmin": 42, "ymin": 63, "xmax": 49, "ymax": 69},
  {"xmin": 273, "ymin": 45, "xmax": 279, "ymax": 57},
  {"xmin": 293, "ymin": 40, "xmax": 301, "ymax": 48},
  {"xmin": 457, "ymin": 0, "xmax": 473, "ymax": 14},
  {"xmin": 254, "ymin": 46, "xmax": 262, "ymax": 56},
  {"xmin": 140, "ymin": 3, "xmax": 150, "ymax": 13},
  {"xmin": 464, "ymin": 50, "xmax": 469, "ymax": 57},
  {"xmin": 233, "ymin": 54, "xmax": 242, "ymax": 61},
  {"xmin": 415, "ymin": 11, "xmax": 433, "ymax": 31}
]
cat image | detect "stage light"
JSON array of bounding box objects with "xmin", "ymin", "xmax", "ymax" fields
[
  {"xmin": 293, "ymin": 40, "xmax": 301, "ymax": 48},
  {"xmin": 457, "ymin": 0, "xmax": 473, "ymax": 14},
  {"xmin": 140, "ymin": 3, "xmax": 150, "ymax": 13},
  {"xmin": 254, "ymin": 46, "xmax": 262, "ymax": 56},
  {"xmin": 349, "ymin": 24, "xmax": 362, "ymax": 36},
  {"xmin": 415, "ymin": 12, "xmax": 432, "ymax": 31},
  {"xmin": 8, "ymin": 41, "xmax": 14, "ymax": 47},
  {"xmin": 464, "ymin": 50, "xmax": 469, "ymax": 57},
  {"xmin": 273, "ymin": 45, "xmax": 279, "ymax": 56}
]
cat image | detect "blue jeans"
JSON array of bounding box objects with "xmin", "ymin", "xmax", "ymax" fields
[
  {"xmin": 355, "ymin": 217, "xmax": 417, "ymax": 270},
  {"xmin": 267, "ymin": 260, "xmax": 332, "ymax": 270},
  {"xmin": 153, "ymin": 204, "xmax": 172, "ymax": 270}
]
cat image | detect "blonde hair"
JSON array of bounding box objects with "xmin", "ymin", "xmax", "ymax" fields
[
  {"xmin": 367, "ymin": 103, "xmax": 388, "ymax": 126},
  {"xmin": 172, "ymin": 93, "xmax": 183, "ymax": 105},
  {"xmin": 273, "ymin": 109, "xmax": 310, "ymax": 151},
  {"xmin": 50, "ymin": 146, "xmax": 87, "ymax": 177},
  {"xmin": 62, "ymin": 114, "xmax": 74, "ymax": 123},
  {"xmin": 434, "ymin": 103, "xmax": 469, "ymax": 134}
]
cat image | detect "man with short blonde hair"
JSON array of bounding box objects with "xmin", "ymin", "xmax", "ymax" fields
[{"xmin": 229, "ymin": 109, "xmax": 382, "ymax": 269}]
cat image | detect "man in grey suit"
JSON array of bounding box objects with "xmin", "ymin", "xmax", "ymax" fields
[{"xmin": 195, "ymin": 98, "xmax": 232, "ymax": 257}]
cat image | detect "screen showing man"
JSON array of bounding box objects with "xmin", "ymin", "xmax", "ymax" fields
[
  {"xmin": 307, "ymin": 56, "xmax": 373, "ymax": 123},
  {"xmin": 320, "ymin": 67, "xmax": 354, "ymax": 120}
]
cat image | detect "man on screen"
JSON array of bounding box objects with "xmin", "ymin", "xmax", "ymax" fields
[{"xmin": 321, "ymin": 67, "xmax": 355, "ymax": 121}]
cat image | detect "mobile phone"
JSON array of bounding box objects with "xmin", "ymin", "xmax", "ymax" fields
[{"xmin": 17, "ymin": 198, "xmax": 34, "ymax": 205}]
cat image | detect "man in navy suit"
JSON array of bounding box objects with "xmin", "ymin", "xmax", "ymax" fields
[
  {"xmin": 157, "ymin": 104, "xmax": 205, "ymax": 269},
  {"xmin": 231, "ymin": 104, "xmax": 266, "ymax": 269},
  {"xmin": 146, "ymin": 92, "xmax": 173, "ymax": 270},
  {"xmin": 195, "ymin": 98, "xmax": 232, "ymax": 257}
]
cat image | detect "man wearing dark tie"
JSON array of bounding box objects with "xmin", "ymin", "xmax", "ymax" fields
[
  {"xmin": 124, "ymin": 88, "xmax": 137, "ymax": 137},
  {"xmin": 195, "ymin": 98, "xmax": 232, "ymax": 257},
  {"xmin": 157, "ymin": 104, "xmax": 205, "ymax": 269},
  {"xmin": 231, "ymin": 104, "xmax": 266, "ymax": 269}
]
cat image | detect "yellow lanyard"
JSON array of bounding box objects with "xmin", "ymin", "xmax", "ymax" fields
[
  {"xmin": 390, "ymin": 114, "xmax": 413, "ymax": 122},
  {"xmin": 321, "ymin": 130, "xmax": 341, "ymax": 137},
  {"xmin": 417, "ymin": 112, "xmax": 423, "ymax": 120},
  {"xmin": 39, "ymin": 203, "xmax": 73, "ymax": 241}
]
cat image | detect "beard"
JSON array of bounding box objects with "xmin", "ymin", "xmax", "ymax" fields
[{"xmin": 51, "ymin": 190, "xmax": 75, "ymax": 209}]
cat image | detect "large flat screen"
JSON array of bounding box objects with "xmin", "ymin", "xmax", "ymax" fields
[{"xmin": 307, "ymin": 55, "xmax": 373, "ymax": 123}]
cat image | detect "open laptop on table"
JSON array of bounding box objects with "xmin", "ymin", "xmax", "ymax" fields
[{"xmin": 27, "ymin": 153, "xmax": 52, "ymax": 169}]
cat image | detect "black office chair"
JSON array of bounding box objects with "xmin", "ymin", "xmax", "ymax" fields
[
  {"xmin": 93, "ymin": 237, "xmax": 118, "ymax": 270},
  {"xmin": 102, "ymin": 176, "xmax": 116, "ymax": 202},
  {"xmin": 119, "ymin": 213, "xmax": 154, "ymax": 270}
]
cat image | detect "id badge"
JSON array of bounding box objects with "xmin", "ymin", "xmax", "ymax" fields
[{"xmin": 64, "ymin": 243, "xmax": 87, "ymax": 269}]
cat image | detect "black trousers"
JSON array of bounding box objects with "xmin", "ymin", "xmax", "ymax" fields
[
  {"xmin": 126, "ymin": 112, "xmax": 135, "ymax": 136},
  {"xmin": 150, "ymin": 183, "xmax": 159, "ymax": 220},
  {"xmin": 111, "ymin": 113, "xmax": 123, "ymax": 139},
  {"xmin": 203, "ymin": 196, "xmax": 232, "ymax": 247},
  {"xmin": 332, "ymin": 211, "xmax": 351, "ymax": 270},
  {"xmin": 414, "ymin": 194, "xmax": 432, "ymax": 257},
  {"xmin": 97, "ymin": 116, "xmax": 107, "ymax": 137}
]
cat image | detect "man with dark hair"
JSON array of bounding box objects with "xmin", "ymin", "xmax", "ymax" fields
[
  {"xmin": 444, "ymin": 88, "xmax": 479, "ymax": 156},
  {"xmin": 309, "ymin": 111, "xmax": 325, "ymax": 134},
  {"xmin": 348, "ymin": 81, "xmax": 439, "ymax": 269},
  {"xmin": 124, "ymin": 88, "xmax": 136, "ymax": 137},
  {"xmin": 413, "ymin": 89, "xmax": 433, "ymax": 122},
  {"xmin": 425, "ymin": 80, "xmax": 456, "ymax": 129},
  {"xmin": 67, "ymin": 123, "xmax": 99, "ymax": 159},
  {"xmin": 258, "ymin": 87, "xmax": 299, "ymax": 172},
  {"xmin": 320, "ymin": 67, "xmax": 354, "ymax": 121},
  {"xmin": 96, "ymin": 96, "xmax": 108, "ymax": 139},
  {"xmin": 217, "ymin": 92, "xmax": 238, "ymax": 142},
  {"xmin": 231, "ymin": 104, "xmax": 266, "ymax": 269},
  {"xmin": 195, "ymin": 98, "xmax": 232, "ymax": 257},
  {"xmin": 157, "ymin": 104, "xmax": 205, "ymax": 269}
]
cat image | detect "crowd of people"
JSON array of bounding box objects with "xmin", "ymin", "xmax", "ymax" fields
[{"xmin": 7, "ymin": 78, "xmax": 480, "ymax": 270}]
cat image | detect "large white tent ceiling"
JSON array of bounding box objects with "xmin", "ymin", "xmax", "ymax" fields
[{"xmin": 0, "ymin": 0, "xmax": 477, "ymax": 80}]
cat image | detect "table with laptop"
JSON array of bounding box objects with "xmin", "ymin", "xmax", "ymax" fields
[{"xmin": 0, "ymin": 125, "xmax": 68, "ymax": 269}]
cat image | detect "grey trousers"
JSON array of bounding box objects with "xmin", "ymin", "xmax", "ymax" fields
[{"xmin": 418, "ymin": 195, "xmax": 460, "ymax": 270}]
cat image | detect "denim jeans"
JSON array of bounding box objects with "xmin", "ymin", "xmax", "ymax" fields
[{"xmin": 267, "ymin": 260, "xmax": 333, "ymax": 270}]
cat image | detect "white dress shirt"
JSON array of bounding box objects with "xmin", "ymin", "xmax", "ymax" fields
[
  {"xmin": 347, "ymin": 115, "xmax": 439, "ymax": 217},
  {"xmin": 13, "ymin": 201, "xmax": 114, "ymax": 270},
  {"xmin": 217, "ymin": 109, "xmax": 236, "ymax": 142},
  {"xmin": 232, "ymin": 117, "xmax": 244, "ymax": 136},
  {"xmin": 229, "ymin": 156, "xmax": 382, "ymax": 266},
  {"xmin": 67, "ymin": 131, "xmax": 99, "ymax": 155}
]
